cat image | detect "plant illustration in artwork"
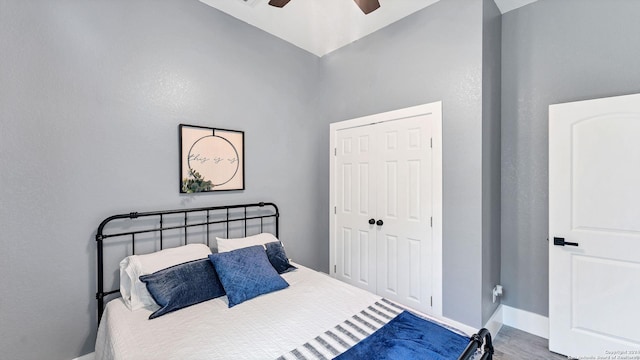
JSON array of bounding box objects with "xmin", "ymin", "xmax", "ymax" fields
[{"xmin": 181, "ymin": 169, "xmax": 213, "ymax": 193}]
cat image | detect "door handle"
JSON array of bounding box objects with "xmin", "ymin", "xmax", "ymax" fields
[
  {"xmin": 553, "ymin": 237, "xmax": 579, "ymax": 247},
  {"xmin": 368, "ymin": 218, "xmax": 375, "ymax": 225},
  {"xmin": 376, "ymin": 219, "xmax": 384, "ymax": 226}
]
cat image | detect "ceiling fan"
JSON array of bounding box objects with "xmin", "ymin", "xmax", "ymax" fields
[{"xmin": 268, "ymin": 0, "xmax": 381, "ymax": 15}]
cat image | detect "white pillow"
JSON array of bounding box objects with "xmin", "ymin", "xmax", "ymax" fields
[
  {"xmin": 119, "ymin": 243, "xmax": 212, "ymax": 311},
  {"xmin": 216, "ymin": 233, "xmax": 278, "ymax": 253}
]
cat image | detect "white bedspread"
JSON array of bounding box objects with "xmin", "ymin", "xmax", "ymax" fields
[{"xmin": 95, "ymin": 264, "xmax": 383, "ymax": 360}]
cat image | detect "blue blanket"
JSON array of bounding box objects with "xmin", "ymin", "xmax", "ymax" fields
[{"xmin": 334, "ymin": 311, "xmax": 470, "ymax": 360}]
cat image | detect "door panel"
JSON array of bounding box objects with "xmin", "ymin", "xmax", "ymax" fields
[
  {"xmin": 408, "ymin": 160, "xmax": 421, "ymax": 221},
  {"xmin": 549, "ymin": 93, "xmax": 640, "ymax": 357},
  {"xmin": 357, "ymin": 230, "xmax": 371, "ymax": 284},
  {"xmin": 571, "ymin": 255, "xmax": 640, "ymax": 343},
  {"xmin": 408, "ymin": 237, "xmax": 422, "ymax": 301},
  {"xmin": 571, "ymin": 116, "xmax": 640, "ymax": 232},
  {"xmin": 335, "ymin": 126, "xmax": 376, "ymax": 293},
  {"xmin": 340, "ymin": 228, "xmax": 352, "ymax": 278},
  {"xmin": 383, "ymin": 160, "xmax": 398, "ymax": 218},
  {"xmin": 381, "ymin": 234, "xmax": 399, "ymax": 294},
  {"xmin": 376, "ymin": 116, "xmax": 432, "ymax": 313}
]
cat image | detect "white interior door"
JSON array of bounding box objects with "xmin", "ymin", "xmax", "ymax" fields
[
  {"xmin": 549, "ymin": 93, "xmax": 640, "ymax": 357},
  {"xmin": 334, "ymin": 125, "xmax": 377, "ymax": 294},
  {"xmin": 375, "ymin": 116, "xmax": 433, "ymax": 313},
  {"xmin": 330, "ymin": 101, "xmax": 443, "ymax": 317}
]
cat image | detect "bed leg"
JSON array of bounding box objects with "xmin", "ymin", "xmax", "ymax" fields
[
  {"xmin": 458, "ymin": 328, "xmax": 494, "ymax": 360},
  {"xmin": 479, "ymin": 328, "xmax": 494, "ymax": 360}
]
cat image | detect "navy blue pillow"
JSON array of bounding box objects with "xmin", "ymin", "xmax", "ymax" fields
[
  {"xmin": 265, "ymin": 241, "xmax": 297, "ymax": 274},
  {"xmin": 139, "ymin": 258, "xmax": 225, "ymax": 319},
  {"xmin": 208, "ymin": 245, "xmax": 289, "ymax": 307}
]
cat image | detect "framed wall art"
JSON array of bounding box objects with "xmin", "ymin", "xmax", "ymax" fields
[{"xmin": 179, "ymin": 124, "xmax": 244, "ymax": 193}]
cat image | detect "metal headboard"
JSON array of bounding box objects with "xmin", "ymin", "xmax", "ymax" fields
[{"xmin": 95, "ymin": 202, "xmax": 279, "ymax": 322}]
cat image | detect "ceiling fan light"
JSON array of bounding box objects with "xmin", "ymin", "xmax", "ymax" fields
[{"xmin": 354, "ymin": 0, "xmax": 380, "ymax": 14}]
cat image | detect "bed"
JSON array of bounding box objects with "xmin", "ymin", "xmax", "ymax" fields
[{"xmin": 94, "ymin": 202, "xmax": 493, "ymax": 360}]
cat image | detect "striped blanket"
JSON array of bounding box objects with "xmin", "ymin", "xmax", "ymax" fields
[{"xmin": 277, "ymin": 299, "xmax": 475, "ymax": 360}]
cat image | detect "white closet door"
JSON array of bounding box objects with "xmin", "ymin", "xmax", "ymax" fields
[
  {"xmin": 334, "ymin": 115, "xmax": 433, "ymax": 314},
  {"xmin": 331, "ymin": 102, "xmax": 442, "ymax": 317},
  {"xmin": 376, "ymin": 116, "xmax": 433, "ymax": 313},
  {"xmin": 334, "ymin": 125, "xmax": 377, "ymax": 294}
]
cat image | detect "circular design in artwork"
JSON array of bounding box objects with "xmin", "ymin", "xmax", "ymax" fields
[{"xmin": 187, "ymin": 135, "xmax": 240, "ymax": 186}]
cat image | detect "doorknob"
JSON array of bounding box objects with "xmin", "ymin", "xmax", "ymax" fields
[
  {"xmin": 376, "ymin": 219, "xmax": 384, "ymax": 226},
  {"xmin": 368, "ymin": 218, "xmax": 375, "ymax": 225},
  {"xmin": 553, "ymin": 237, "xmax": 579, "ymax": 247}
]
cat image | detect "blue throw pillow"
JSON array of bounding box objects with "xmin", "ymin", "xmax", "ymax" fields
[
  {"xmin": 265, "ymin": 241, "xmax": 297, "ymax": 274},
  {"xmin": 208, "ymin": 245, "xmax": 289, "ymax": 307},
  {"xmin": 139, "ymin": 258, "xmax": 225, "ymax": 319}
]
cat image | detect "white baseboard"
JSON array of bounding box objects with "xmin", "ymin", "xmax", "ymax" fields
[
  {"xmin": 501, "ymin": 304, "xmax": 549, "ymax": 339},
  {"xmin": 72, "ymin": 352, "xmax": 94, "ymax": 360},
  {"xmin": 483, "ymin": 305, "xmax": 504, "ymax": 338}
]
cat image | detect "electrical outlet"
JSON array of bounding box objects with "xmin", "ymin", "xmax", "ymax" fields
[{"xmin": 492, "ymin": 285, "xmax": 503, "ymax": 303}]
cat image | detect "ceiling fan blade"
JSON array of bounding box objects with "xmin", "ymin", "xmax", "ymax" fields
[
  {"xmin": 268, "ymin": 0, "xmax": 291, "ymax": 8},
  {"xmin": 354, "ymin": 0, "xmax": 380, "ymax": 14}
]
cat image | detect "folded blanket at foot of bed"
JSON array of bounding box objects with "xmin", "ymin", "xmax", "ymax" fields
[
  {"xmin": 279, "ymin": 299, "xmax": 472, "ymax": 360},
  {"xmin": 335, "ymin": 310, "xmax": 470, "ymax": 360}
]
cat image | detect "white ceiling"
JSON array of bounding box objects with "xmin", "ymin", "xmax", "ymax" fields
[{"xmin": 198, "ymin": 0, "xmax": 538, "ymax": 57}]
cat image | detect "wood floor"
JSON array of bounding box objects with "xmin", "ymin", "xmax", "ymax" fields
[{"xmin": 493, "ymin": 326, "xmax": 567, "ymax": 360}]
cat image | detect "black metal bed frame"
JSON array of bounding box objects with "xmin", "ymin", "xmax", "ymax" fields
[{"xmin": 95, "ymin": 202, "xmax": 279, "ymax": 321}]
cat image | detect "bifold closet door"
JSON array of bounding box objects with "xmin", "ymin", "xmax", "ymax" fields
[
  {"xmin": 334, "ymin": 115, "xmax": 433, "ymax": 314},
  {"xmin": 375, "ymin": 116, "xmax": 433, "ymax": 313},
  {"xmin": 334, "ymin": 125, "xmax": 377, "ymax": 294}
]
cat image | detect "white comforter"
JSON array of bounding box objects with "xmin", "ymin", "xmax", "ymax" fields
[{"xmin": 95, "ymin": 264, "xmax": 383, "ymax": 360}]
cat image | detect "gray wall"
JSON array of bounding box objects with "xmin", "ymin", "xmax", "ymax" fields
[
  {"xmin": 501, "ymin": 0, "xmax": 640, "ymax": 316},
  {"xmin": 0, "ymin": 1, "xmax": 322, "ymax": 359},
  {"xmin": 318, "ymin": 0, "xmax": 486, "ymax": 327},
  {"xmin": 13, "ymin": 0, "xmax": 640, "ymax": 357},
  {"xmin": 481, "ymin": 0, "xmax": 502, "ymax": 325}
]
